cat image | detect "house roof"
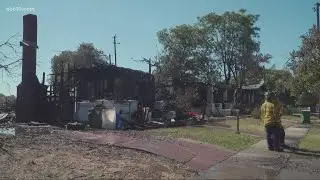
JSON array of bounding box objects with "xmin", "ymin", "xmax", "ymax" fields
[
  {"xmin": 242, "ymin": 80, "xmax": 265, "ymax": 90},
  {"xmin": 73, "ymin": 65, "xmax": 153, "ymax": 79}
]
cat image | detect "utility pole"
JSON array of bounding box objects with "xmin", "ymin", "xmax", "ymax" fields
[
  {"xmin": 148, "ymin": 58, "xmax": 152, "ymax": 74},
  {"xmin": 113, "ymin": 35, "xmax": 120, "ymax": 66},
  {"xmin": 132, "ymin": 57, "xmax": 154, "ymax": 74},
  {"xmin": 314, "ymin": 2, "xmax": 320, "ymax": 31},
  {"xmin": 315, "ymin": 3, "xmax": 320, "ymax": 119}
]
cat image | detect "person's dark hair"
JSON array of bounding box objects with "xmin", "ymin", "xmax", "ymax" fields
[{"xmin": 265, "ymin": 92, "xmax": 275, "ymax": 102}]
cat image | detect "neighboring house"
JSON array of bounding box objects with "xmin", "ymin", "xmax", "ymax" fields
[
  {"xmin": 241, "ymin": 80, "xmax": 267, "ymax": 106},
  {"xmin": 212, "ymin": 80, "xmax": 267, "ymax": 108},
  {"xmin": 155, "ymin": 79, "xmax": 267, "ymax": 105},
  {"xmin": 212, "ymin": 82, "xmax": 236, "ymax": 104}
]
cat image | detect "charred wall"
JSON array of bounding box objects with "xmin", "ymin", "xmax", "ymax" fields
[{"xmin": 73, "ymin": 65, "xmax": 155, "ymax": 106}]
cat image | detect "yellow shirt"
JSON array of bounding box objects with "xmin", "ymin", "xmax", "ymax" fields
[
  {"xmin": 273, "ymin": 100, "xmax": 283, "ymax": 121},
  {"xmin": 260, "ymin": 101, "xmax": 278, "ymax": 127}
]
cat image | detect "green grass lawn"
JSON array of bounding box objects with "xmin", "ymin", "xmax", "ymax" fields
[
  {"xmin": 225, "ymin": 118, "xmax": 264, "ymax": 134},
  {"xmin": 299, "ymin": 123, "xmax": 320, "ymax": 151},
  {"xmin": 222, "ymin": 117, "xmax": 294, "ymax": 135},
  {"xmin": 282, "ymin": 114, "xmax": 319, "ymax": 123},
  {"xmin": 151, "ymin": 126, "xmax": 262, "ymax": 151}
]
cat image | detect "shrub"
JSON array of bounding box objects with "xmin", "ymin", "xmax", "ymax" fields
[
  {"xmin": 251, "ymin": 106, "xmax": 261, "ymax": 119},
  {"xmin": 282, "ymin": 106, "xmax": 291, "ymax": 115},
  {"xmin": 283, "ymin": 105, "xmax": 300, "ymax": 115},
  {"xmin": 242, "ymin": 107, "xmax": 253, "ymax": 115}
]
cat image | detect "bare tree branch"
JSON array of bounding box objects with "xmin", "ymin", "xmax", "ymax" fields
[
  {"xmin": 0, "ymin": 33, "xmax": 20, "ymax": 55},
  {"xmin": 0, "ymin": 33, "xmax": 22, "ymax": 75},
  {"xmin": 132, "ymin": 57, "xmax": 157, "ymax": 66},
  {"xmin": 0, "ymin": 59, "xmax": 22, "ymax": 72}
]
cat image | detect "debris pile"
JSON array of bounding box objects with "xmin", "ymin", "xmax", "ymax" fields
[
  {"xmin": 0, "ymin": 112, "xmax": 15, "ymax": 136},
  {"xmin": 66, "ymin": 122, "xmax": 86, "ymax": 130},
  {"xmin": 0, "ymin": 112, "xmax": 15, "ymax": 127}
]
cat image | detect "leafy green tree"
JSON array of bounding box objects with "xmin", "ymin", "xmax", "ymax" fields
[
  {"xmin": 155, "ymin": 9, "xmax": 272, "ymax": 110},
  {"xmin": 197, "ymin": 9, "xmax": 271, "ymax": 105},
  {"xmin": 155, "ymin": 24, "xmax": 214, "ymax": 112},
  {"xmin": 263, "ymin": 66, "xmax": 295, "ymax": 105},
  {"xmin": 156, "ymin": 24, "xmax": 213, "ymax": 87},
  {"xmin": 156, "ymin": 10, "xmax": 270, "ymax": 88},
  {"xmin": 198, "ymin": 9, "xmax": 270, "ymax": 89},
  {"xmin": 287, "ymin": 26, "xmax": 320, "ymax": 106},
  {"xmin": 50, "ymin": 50, "xmax": 75, "ymax": 75},
  {"xmin": 264, "ymin": 65, "xmax": 293, "ymax": 94},
  {"xmin": 50, "ymin": 43, "xmax": 108, "ymax": 76}
]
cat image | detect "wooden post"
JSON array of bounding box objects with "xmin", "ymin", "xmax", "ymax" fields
[
  {"xmin": 102, "ymin": 79, "xmax": 105, "ymax": 98},
  {"xmin": 205, "ymin": 85, "xmax": 213, "ymax": 116},
  {"xmin": 42, "ymin": 72, "xmax": 45, "ymax": 85},
  {"xmin": 73, "ymin": 72, "xmax": 77, "ymax": 122},
  {"xmin": 318, "ymin": 97, "xmax": 320, "ymax": 119},
  {"xmin": 67, "ymin": 63, "xmax": 70, "ymax": 90},
  {"xmin": 53, "ymin": 73, "xmax": 57, "ymax": 102},
  {"xmin": 60, "ymin": 62, "xmax": 64, "ymax": 105},
  {"xmin": 236, "ymin": 109, "xmax": 240, "ymax": 134},
  {"xmin": 49, "ymin": 85, "xmax": 52, "ymax": 102}
]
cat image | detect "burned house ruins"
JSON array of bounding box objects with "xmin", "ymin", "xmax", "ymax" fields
[{"xmin": 16, "ymin": 14, "xmax": 155, "ymax": 125}]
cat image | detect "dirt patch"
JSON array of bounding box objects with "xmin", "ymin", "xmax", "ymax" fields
[{"xmin": 0, "ymin": 126, "xmax": 196, "ymax": 179}]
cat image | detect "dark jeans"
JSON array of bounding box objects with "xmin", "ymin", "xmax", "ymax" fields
[
  {"xmin": 265, "ymin": 126, "xmax": 281, "ymax": 150},
  {"xmin": 280, "ymin": 127, "xmax": 285, "ymax": 145}
]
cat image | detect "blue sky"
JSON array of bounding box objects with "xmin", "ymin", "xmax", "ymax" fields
[{"xmin": 0, "ymin": 0, "xmax": 318, "ymax": 96}]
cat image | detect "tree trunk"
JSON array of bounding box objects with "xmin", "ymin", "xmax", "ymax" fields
[{"xmin": 233, "ymin": 89, "xmax": 237, "ymax": 107}]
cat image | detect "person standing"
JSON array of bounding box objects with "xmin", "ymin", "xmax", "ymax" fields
[
  {"xmin": 260, "ymin": 92, "xmax": 283, "ymax": 152},
  {"xmin": 273, "ymin": 95, "xmax": 286, "ymax": 147}
]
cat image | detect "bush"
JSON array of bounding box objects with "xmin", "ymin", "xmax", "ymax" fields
[
  {"xmin": 296, "ymin": 92, "xmax": 318, "ymax": 106},
  {"xmin": 283, "ymin": 106, "xmax": 300, "ymax": 115},
  {"xmin": 251, "ymin": 106, "xmax": 261, "ymax": 119},
  {"xmin": 242, "ymin": 107, "xmax": 253, "ymax": 114},
  {"xmin": 282, "ymin": 106, "xmax": 291, "ymax": 115},
  {"xmin": 0, "ymin": 96, "xmax": 16, "ymax": 112}
]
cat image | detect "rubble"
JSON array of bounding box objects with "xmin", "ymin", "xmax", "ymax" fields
[
  {"xmin": 0, "ymin": 112, "xmax": 15, "ymax": 126},
  {"xmin": 0, "ymin": 112, "xmax": 15, "ymax": 136},
  {"xmin": 66, "ymin": 122, "xmax": 86, "ymax": 130}
]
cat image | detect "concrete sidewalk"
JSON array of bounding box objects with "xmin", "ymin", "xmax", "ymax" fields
[
  {"xmin": 61, "ymin": 130, "xmax": 235, "ymax": 170},
  {"xmin": 276, "ymin": 125, "xmax": 320, "ymax": 180},
  {"xmin": 197, "ymin": 124, "xmax": 312, "ymax": 179}
]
